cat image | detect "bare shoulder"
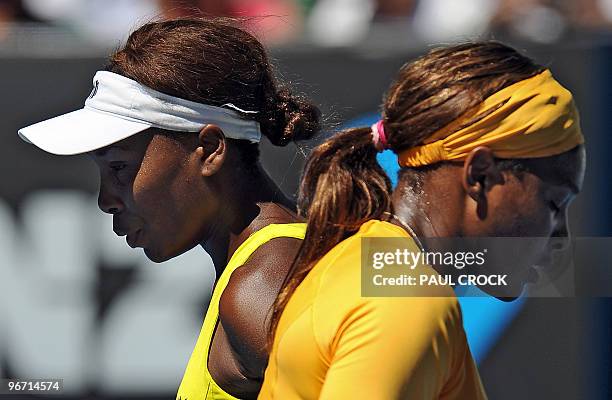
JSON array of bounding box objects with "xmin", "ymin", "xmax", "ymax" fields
[
  {"xmin": 221, "ymin": 236, "xmax": 302, "ymax": 317},
  {"xmin": 218, "ymin": 236, "xmax": 302, "ymax": 376}
]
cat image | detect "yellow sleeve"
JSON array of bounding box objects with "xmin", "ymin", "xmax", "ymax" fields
[{"xmin": 317, "ymin": 296, "xmax": 486, "ymax": 400}]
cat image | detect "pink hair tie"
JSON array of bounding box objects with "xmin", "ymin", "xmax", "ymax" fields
[{"xmin": 371, "ymin": 120, "xmax": 388, "ymax": 152}]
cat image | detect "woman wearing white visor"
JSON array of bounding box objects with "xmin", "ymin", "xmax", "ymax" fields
[{"xmin": 18, "ymin": 17, "xmax": 320, "ymax": 400}]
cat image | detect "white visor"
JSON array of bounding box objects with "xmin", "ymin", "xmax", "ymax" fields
[{"xmin": 18, "ymin": 71, "xmax": 262, "ymax": 155}]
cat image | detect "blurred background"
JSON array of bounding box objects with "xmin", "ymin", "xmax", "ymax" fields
[{"xmin": 1, "ymin": 0, "xmax": 611, "ymax": 399}]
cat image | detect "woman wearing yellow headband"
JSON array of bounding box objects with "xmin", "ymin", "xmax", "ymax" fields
[{"xmin": 259, "ymin": 42, "xmax": 585, "ymax": 399}]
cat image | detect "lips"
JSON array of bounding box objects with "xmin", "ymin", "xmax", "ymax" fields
[
  {"xmin": 113, "ymin": 223, "xmax": 130, "ymax": 236},
  {"xmin": 113, "ymin": 221, "xmax": 142, "ymax": 248},
  {"xmin": 126, "ymin": 229, "xmax": 142, "ymax": 248}
]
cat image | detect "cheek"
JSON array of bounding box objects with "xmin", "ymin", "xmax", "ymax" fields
[
  {"xmin": 130, "ymin": 156, "xmax": 214, "ymax": 256},
  {"xmin": 479, "ymin": 178, "xmax": 556, "ymax": 284},
  {"xmin": 131, "ymin": 157, "xmax": 191, "ymax": 231},
  {"xmin": 487, "ymin": 176, "xmax": 554, "ymax": 237},
  {"xmin": 494, "ymin": 177, "xmax": 557, "ymax": 268},
  {"xmin": 508, "ymin": 196, "xmax": 553, "ymax": 237}
]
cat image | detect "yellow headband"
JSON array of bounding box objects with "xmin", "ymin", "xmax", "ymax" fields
[{"xmin": 397, "ymin": 70, "xmax": 584, "ymax": 168}]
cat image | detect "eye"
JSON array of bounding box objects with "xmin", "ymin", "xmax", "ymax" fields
[{"xmin": 109, "ymin": 162, "xmax": 127, "ymax": 172}]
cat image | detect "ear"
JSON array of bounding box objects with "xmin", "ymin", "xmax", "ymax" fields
[
  {"xmin": 195, "ymin": 124, "xmax": 226, "ymax": 177},
  {"xmin": 461, "ymin": 146, "xmax": 503, "ymax": 202}
]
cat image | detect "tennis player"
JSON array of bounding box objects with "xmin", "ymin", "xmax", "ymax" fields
[
  {"xmin": 18, "ymin": 18, "xmax": 320, "ymax": 400},
  {"xmin": 260, "ymin": 42, "xmax": 585, "ymax": 399}
]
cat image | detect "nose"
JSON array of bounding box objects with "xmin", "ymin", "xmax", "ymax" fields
[{"xmin": 98, "ymin": 183, "xmax": 125, "ymax": 215}]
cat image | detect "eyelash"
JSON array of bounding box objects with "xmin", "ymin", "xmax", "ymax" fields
[
  {"xmin": 108, "ymin": 162, "xmax": 128, "ymax": 186},
  {"xmin": 109, "ymin": 162, "xmax": 127, "ymax": 172}
]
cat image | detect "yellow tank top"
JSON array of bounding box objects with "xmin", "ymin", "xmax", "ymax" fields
[
  {"xmin": 177, "ymin": 223, "xmax": 307, "ymax": 400},
  {"xmin": 259, "ymin": 220, "xmax": 487, "ymax": 400}
]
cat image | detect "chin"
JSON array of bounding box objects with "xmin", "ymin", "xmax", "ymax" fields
[
  {"xmin": 481, "ymin": 280, "xmax": 527, "ymax": 301},
  {"xmin": 143, "ymin": 247, "xmax": 174, "ymax": 263},
  {"xmin": 495, "ymin": 294, "xmax": 521, "ymax": 302},
  {"xmin": 143, "ymin": 242, "xmax": 194, "ymax": 263}
]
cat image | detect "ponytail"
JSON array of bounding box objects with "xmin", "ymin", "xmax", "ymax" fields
[
  {"xmin": 268, "ymin": 42, "xmax": 549, "ymax": 345},
  {"xmin": 268, "ymin": 127, "xmax": 392, "ymax": 346}
]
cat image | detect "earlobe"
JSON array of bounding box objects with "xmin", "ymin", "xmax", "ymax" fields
[{"xmin": 198, "ymin": 124, "xmax": 226, "ymax": 177}]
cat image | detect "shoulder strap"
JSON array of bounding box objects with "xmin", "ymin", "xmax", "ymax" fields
[
  {"xmin": 220, "ymin": 222, "xmax": 306, "ymax": 281},
  {"xmin": 202, "ymin": 223, "xmax": 306, "ymax": 359}
]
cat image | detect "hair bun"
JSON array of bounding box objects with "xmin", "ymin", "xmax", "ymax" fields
[{"xmin": 259, "ymin": 88, "xmax": 321, "ymax": 146}]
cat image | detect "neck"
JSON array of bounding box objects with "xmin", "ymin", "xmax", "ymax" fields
[
  {"xmin": 391, "ymin": 179, "xmax": 465, "ymax": 242},
  {"xmin": 391, "ymin": 178, "xmax": 468, "ymax": 280},
  {"xmin": 201, "ymin": 163, "xmax": 295, "ymax": 278}
]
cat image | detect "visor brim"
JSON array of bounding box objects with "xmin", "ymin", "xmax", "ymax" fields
[{"xmin": 18, "ymin": 108, "xmax": 152, "ymax": 155}]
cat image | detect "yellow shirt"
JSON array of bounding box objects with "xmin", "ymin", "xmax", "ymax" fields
[
  {"xmin": 177, "ymin": 223, "xmax": 307, "ymax": 400},
  {"xmin": 259, "ymin": 220, "xmax": 487, "ymax": 400}
]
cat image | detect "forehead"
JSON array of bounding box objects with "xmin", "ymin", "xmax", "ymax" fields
[
  {"xmin": 526, "ymin": 145, "xmax": 586, "ymax": 193},
  {"xmin": 91, "ymin": 131, "xmax": 154, "ymax": 158}
]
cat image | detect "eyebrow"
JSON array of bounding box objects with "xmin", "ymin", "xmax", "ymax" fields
[{"xmin": 93, "ymin": 145, "xmax": 129, "ymax": 157}]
